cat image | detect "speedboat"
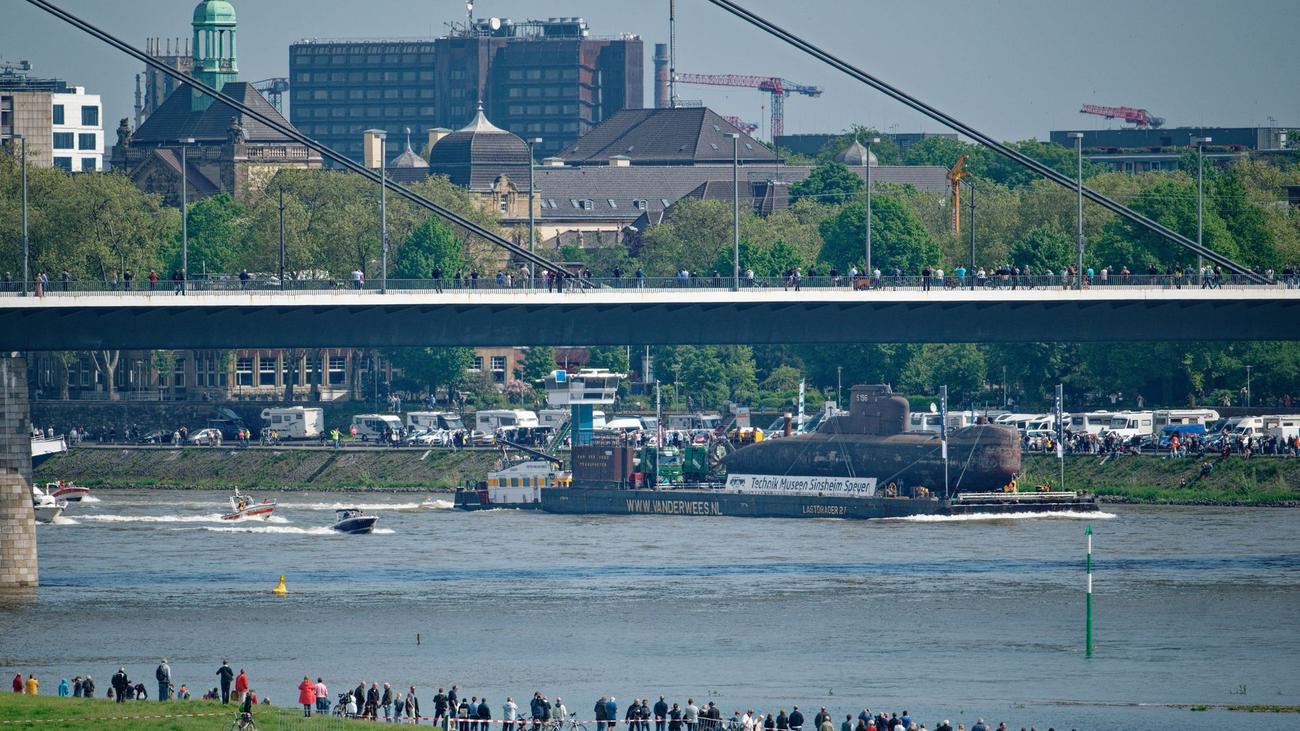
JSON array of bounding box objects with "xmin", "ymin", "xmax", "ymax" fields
[
  {"xmin": 330, "ymin": 508, "xmax": 378, "ymax": 535},
  {"xmin": 32, "ymin": 484, "xmax": 68, "ymax": 524},
  {"xmin": 48, "ymin": 481, "xmax": 91, "ymax": 502},
  {"xmin": 221, "ymin": 491, "xmax": 276, "ymax": 520}
]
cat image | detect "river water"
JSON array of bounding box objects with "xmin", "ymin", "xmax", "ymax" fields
[{"xmin": 2, "ymin": 491, "xmax": 1298, "ymax": 730}]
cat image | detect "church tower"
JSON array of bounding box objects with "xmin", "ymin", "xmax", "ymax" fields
[{"xmin": 191, "ymin": 0, "xmax": 238, "ymax": 111}]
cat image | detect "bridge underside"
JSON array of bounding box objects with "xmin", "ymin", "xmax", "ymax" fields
[{"xmin": 2, "ymin": 292, "xmax": 1296, "ymax": 349}]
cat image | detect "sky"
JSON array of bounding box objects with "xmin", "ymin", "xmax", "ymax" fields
[{"xmin": 5, "ymin": 0, "xmax": 1299, "ymax": 142}]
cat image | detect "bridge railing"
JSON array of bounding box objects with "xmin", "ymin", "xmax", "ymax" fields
[{"xmin": 3, "ymin": 273, "xmax": 1296, "ymax": 296}]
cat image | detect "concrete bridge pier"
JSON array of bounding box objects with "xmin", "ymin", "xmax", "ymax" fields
[{"xmin": 0, "ymin": 355, "xmax": 37, "ymax": 589}]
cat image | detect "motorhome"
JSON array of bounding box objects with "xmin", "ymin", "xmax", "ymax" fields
[
  {"xmin": 909, "ymin": 411, "xmax": 979, "ymax": 433},
  {"xmin": 405, "ymin": 411, "xmax": 464, "ymax": 431},
  {"xmin": 1266, "ymin": 415, "xmax": 1300, "ymax": 442},
  {"xmin": 1233, "ymin": 415, "xmax": 1299, "ymax": 440},
  {"xmin": 603, "ymin": 417, "xmax": 645, "ymax": 434},
  {"xmin": 260, "ymin": 407, "xmax": 324, "ymax": 439},
  {"xmin": 665, "ymin": 413, "xmax": 723, "ymax": 431},
  {"xmin": 1103, "ymin": 411, "xmax": 1154, "ymax": 441},
  {"xmin": 1074, "ymin": 411, "xmax": 1116, "ymax": 435},
  {"xmin": 539, "ymin": 409, "xmax": 569, "ymax": 430},
  {"xmin": 475, "ymin": 409, "xmax": 540, "ymax": 433},
  {"xmin": 1153, "ymin": 409, "xmax": 1220, "ymax": 431},
  {"xmin": 351, "ymin": 414, "xmax": 403, "ymax": 439}
]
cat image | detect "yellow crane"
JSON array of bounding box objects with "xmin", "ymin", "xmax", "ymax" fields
[{"xmin": 947, "ymin": 154, "xmax": 969, "ymax": 234}]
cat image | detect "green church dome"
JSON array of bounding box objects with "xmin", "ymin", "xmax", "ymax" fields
[{"xmin": 193, "ymin": 0, "xmax": 237, "ymax": 26}]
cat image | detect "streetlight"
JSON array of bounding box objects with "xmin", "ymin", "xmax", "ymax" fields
[
  {"xmin": 1245, "ymin": 364, "xmax": 1252, "ymax": 407},
  {"xmin": 365, "ymin": 129, "xmax": 388, "ymax": 293},
  {"xmin": 1192, "ymin": 136, "xmax": 1212, "ymax": 284},
  {"xmin": 1067, "ymin": 132, "xmax": 1084, "ymax": 290},
  {"xmin": 11, "ymin": 133, "xmax": 29, "ymax": 296},
  {"xmin": 179, "ymin": 137, "xmax": 196, "ymax": 295},
  {"xmin": 836, "ymin": 366, "xmax": 842, "ymax": 408},
  {"xmin": 278, "ymin": 185, "xmax": 286, "ymax": 290},
  {"xmin": 526, "ymin": 137, "xmax": 542, "ymax": 287},
  {"xmin": 965, "ymin": 176, "xmax": 976, "ymax": 276},
  {"xmin": 864, "ymin": 136, "xmax": 880, "ymax": 274},
  {"xmin": 726, "ymin": 133, "xmax": 741, "ymax": 290}
]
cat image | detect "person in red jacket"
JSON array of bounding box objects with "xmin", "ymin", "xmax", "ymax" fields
[
  {"xmin": 298, "ymin": 676, "xmax": 316, "ymax": 717},
  {"xmin": 12, "ymin": 674, "xmax": 22, "ymax": 693},
  {"xmin": 234, "ymin": 669, "xmax": 249, "ymax": 704}
]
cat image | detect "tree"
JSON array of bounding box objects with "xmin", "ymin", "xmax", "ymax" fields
[
  {"xmin": 1092, "ymin": 178, "xmax": 1238, "ymax": 270},
  {"xmin": 903, "ymin": 135, "xmax": 971, "ymax": 168},
  {"xmin": 638, "ymin": 199, "xmax": 733, "ymax": 275},
  {"xmin": 518, "ymin": 346, "xmax": 555, "ymax": 385},
  {"xmin": 384, "ymin": 347, "xmax": 474, "ymax": 404},
  {"xmin": 790, "ymin": 160, "xmax": 863, "ymax": 205},
  {"xmin": 899, "ymin": 344, "xmax": 986, "ymax": 403},
  {"xmin": 392, "ymin": 217, "xmax": 463, "ymax": 279},
  {"xmin": 710, "ymin": 239, "xmax": 806, "ymax": 277},
  {"xmin": 818, "ymin": 197, "xmax": 940, "ymax": 273},
  {"xmin": 1008, "ymin": 226, "xmax": 1074, "ymax": 273}
]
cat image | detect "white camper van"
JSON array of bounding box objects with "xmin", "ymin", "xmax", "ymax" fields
[
  {"xmin": 351, "ymin": 414, "xmax": 403, "ymax": 439},
  {"xmin": 1153, "ymin": 409, "xmax": 1220, "ymax": 431},
  {"xmin": 260, "ymin": 407, "xmax": 324, "ymax": 439},
  {"xmin": 405, "ymin": 411, "xmax": 464, "ymax": 431},
  {"xmin": 1104, "ymin": 411, "xmax": 1154, "ymax": 441},
  {"xmin": 474, "ymin": 409, "xmax": 540, "ymax": 433}
]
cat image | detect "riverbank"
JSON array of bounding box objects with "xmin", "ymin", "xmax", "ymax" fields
[
  {"xmin": 34, "ymin": 445, "xmax": 498, "ymax": 491},
  {"xmin": 1021, "ymin": 453, "xmax": 1300, "ymax": 505},
  {"xmin": 0, "ymin": 694, "xmax": 372, "ymax": 730}
]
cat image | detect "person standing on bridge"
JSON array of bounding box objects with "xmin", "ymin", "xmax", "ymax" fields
[
  {"xmin": 148, "ymin": 270, "xmax": 158, "ymax": 290},
  {"xmin": 61, "ymin": 269, "xmax": 70, "ymax": 291},
  {"xmin": 433, "ymin": 267, "xmax": 443, "ymax": 293},
  {"xmin": 124, "ymin": 270, "xmax": 133, "ymax": 291}
]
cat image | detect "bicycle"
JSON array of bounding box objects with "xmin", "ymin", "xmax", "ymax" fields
[
  {"xmin": 532, "ymin": 714, "xmax": 587, "ymax": 731},
  {"xmin": 230, "ymin": 711, "xmax": 257, "ymax": 731}
]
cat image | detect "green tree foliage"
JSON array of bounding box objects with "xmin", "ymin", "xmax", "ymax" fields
[
  {"xmin": 1008, "ymin": 225, "xmax": 1074, "ymax": 272},
  {"xmin": 587, "ymin": 346, "xmax": 631, "ymax": 374},
  {"xmin": 518, "ymin": 346, "xmax": 555, "ymax": 385},
  {"xmin": 789, "ymin": 160, "xmax": 863, "ymax": 205},
  {"xmin": 818, "ymin": 197, "xmax": 940, "ymax": 273},
  {"xmin": 383, "ymin": 347, "xmax": 474, "ymax": 402},
  {"xmin": 638, "ymin": 199, "xmax": 732, "ymax": 275},
  {"xmin": 711, "ymin": 239, "xmax": 805, "ymax": 277},
  {"xmin": 899, "ymin": 344, "xmax": 987, "ymax": 404},
  {"xmin": 1092, "ymin": 178, "xmax": 1237, "ymax": 269},
  {"xmin": 393, "ymin": 217, "xmax": 463, "ymax": 279},
  {"xmin": 169, "ymin": 193, "xmax": 247, "ymax": 275},
  {"xmin": 904, "ymin": 136, "xmax": 1101, "ymax": 188}
]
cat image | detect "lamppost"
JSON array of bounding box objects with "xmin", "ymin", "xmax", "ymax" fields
[
  {"xmin": 1192, "ymin": 136, "xmax": 1212, "ymax": 284},
  {"xmin": 1245, "ymin": 364, "xmax": 1252, "ymax": 407},
  {"xmin": 727, "ymin": 133, "xmax": 740, "ymax": 290},
  {"xmin": 1067, "ymin": 132, "xmax": 1084, "ymax": 290},
  {"xmin": 837, "ymin": 366, "xmax": 843, "ymax": 408},
  {"xmin": 365, "ymin": 129, "xmax": 388, "ymax": 293},
  {"xmin": 864, "ymin": 136, "xmax": 880, "ymax": 273},
  {"xmin": 278, "ymin": 185, "xmax": 286, "ymax": 290},
  {"xmin": 966, "ymin": 176, "xmax": 976, "ymax": 273},
  {"xmin": 526, "ymin": 137, "xmax": 542, "ymax": 287},
  {"xmin": 13, "ymin": 133, "xmax": 28, "ymax": 295},
  {"xmin": 179, "ymin": 137, "xmax": 196, "ymax": 294}
]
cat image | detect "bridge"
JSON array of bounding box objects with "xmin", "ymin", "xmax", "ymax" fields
[{"xmin": 2, "ymin": 284, "xmax": 1296, "ymax": 350}]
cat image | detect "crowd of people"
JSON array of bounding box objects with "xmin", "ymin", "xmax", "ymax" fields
[{"xmin": 7, "ymin": 664, "xmax": 1078, "ymax": 731}]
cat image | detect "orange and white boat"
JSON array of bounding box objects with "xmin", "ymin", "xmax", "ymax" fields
[
  {"xmin": 221, "ymin": 490, "xmax": 276, "ymax": 520},
  {"xmin": 48, "ymin": 481, "xmax": 91, "ymax": 502}
]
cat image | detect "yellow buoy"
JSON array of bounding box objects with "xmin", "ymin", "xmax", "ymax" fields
[{"xmin": 272, "ymin": 576, "xmax": 288, "ymax": 595}]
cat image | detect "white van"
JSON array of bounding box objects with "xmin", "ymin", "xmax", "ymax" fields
[
  {"xmin": 1153, "ymin": 409, "xmax": 1220, "ymax": 431},
  {"xmin": 405, "ymin": 411, "xmax": 464, "ymax": 431},
  {"xmin": 1266, "ymin": 415, "xmax": 1300, "ymax": 442},
  {"xmin": 351, "ymin": 414, "xmax": 403, "ymax": 439},
  {"xmin": 1104, "ymin": 411, "xmax": 1154, "ymax": 441},
  {"xmin": 909, "ymin": 412, "xmax": 944, "ymax": 433},
  {"xmin": 1075, "ymin": 411, "xmax": 1115, "ymax": 435},
  {"xmin": 475, "ymin": 409, "xmax": 539, "ymax": 433},
  {"xmin": 260, "ymin": 407, "xmax": 324, "ymax": 439},
  {"xmin": 539, "ymin": 409, "xmax": 569, "ymax": 429}
]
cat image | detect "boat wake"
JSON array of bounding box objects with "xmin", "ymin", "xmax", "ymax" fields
[
  {"xmin": 79, "ymin": 513, "xmax": 288, "ymax": 524},
  {"xmin": 198, "ymin": 525, "xmax": 336, "ymax": 536},
  {"xmin": 78, "ymin": 495, "xmax": 101, "ymax": 503},
  {"xmin": 276, "ymin": 501, "xmax": 443, "ymax": 512},
  {"xmin": 50, "ymin": 515, "xmax": 79, "ymax": 525},
  {"xmin": 884, "ymin": 510, "xmax": 1118, "ymax": 523}
]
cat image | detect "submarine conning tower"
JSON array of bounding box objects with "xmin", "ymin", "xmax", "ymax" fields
[{"xmin": 821, "ymin": 384, "xmax": 910, "ymax": 436}]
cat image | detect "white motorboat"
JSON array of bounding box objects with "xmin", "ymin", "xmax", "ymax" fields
[
  {"xmin": 330, "ymin": 508, "xmax": 378, "ymax": 534},
  {"xmin": 221, "ymin": 489, "xmax": 276, "ymax": 520},
  {"xmin": 32, "ymin": 484, "xmax": 68, "ymax": 524}
]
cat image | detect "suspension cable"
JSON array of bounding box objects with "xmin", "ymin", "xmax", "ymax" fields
[{"xmin": 702, "ymin": 0, "xmax": 1264, "ymax": 283}]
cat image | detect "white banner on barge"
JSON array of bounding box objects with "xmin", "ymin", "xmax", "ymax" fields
[{"xmin": 724, "ymin": 474, "xmax": 878, "ymax": 497}]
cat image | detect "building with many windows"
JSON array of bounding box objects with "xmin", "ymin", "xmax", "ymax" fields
[
  {"xmin": 1048, "ymin": 126, "xmax": 1290, "ymax": 174},
  {"xmin": 289, "ymin": 17, "xmax": 642, "ymax": 164},
  {"xmin": 1, "ymin": 65, "xmax": 104, "ymax": 171}
]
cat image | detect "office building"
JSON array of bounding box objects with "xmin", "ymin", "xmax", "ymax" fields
[
  {"xmin": 290, "ymin": 17, "xmax": 642, "ymax": 164},
  {"xmin": 1, "ymin": 64, "xmax": 104, "ymax": 171},
  {"xmin": 1048, "ymin": 127, "xmax": 1290, "ymax": 173}
]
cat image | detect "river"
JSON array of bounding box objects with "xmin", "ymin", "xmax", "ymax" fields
[{"xmin": 2, "ymin": 491, "xmax": 1297, "ymax": 730}]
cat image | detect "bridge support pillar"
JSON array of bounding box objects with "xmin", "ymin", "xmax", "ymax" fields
[{"xmin": 0, "ymin": 355, "xmax": 37, "ymax": 589}]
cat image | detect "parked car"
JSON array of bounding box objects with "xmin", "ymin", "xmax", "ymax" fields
[
  {"xmin": 187, "ymin": 428, "xmax": 223, "ymax": 446},
  {"xmin": 138, "ymin": 430, "xmax": 172, "ymax": 445}
]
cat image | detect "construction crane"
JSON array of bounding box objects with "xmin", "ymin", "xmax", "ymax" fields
[
  {"xmin": 1080, "ymin": 103, "xmax": 1165, "ymax": 129},
  {"xmin": 947, "ymin": 154, "xmax": 969, "ymax": 234},
  {"xmin": 674, "ymin": 72, "xmax": 822, "ymax": 138},
  {"xmin": 722, "ymin": 115, "xmax": 759, "ymax": 135},
  {"xmin": 252, "ymin": 77, "xmax": 290, "ymax": 114}
]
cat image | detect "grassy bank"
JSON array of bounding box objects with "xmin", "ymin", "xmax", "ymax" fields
[
  {"xmin": 0, "ymin": 693, "xmax": 370, "ymax": 729},
  {"xmin": 35, "ymin": 446, "xmax": 499, "ymax": 491},
  {"xmin": 1021, "ymin": 454, "xmax": 1300, "ymax": 505}
]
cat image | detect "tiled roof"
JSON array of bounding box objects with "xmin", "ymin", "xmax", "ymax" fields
[
  {"xmin": 150, "ymin": 148, "xmax": 220, "ymax": 195},
  {"xmin": 557, "ymin": 108, "xmax": 778, "ymax": 166},
  {"xmin": 427, "ymin": 107, "xmax": 532, "ymax": 192},
  {"xmin": 131, "ymin": 82, "xmax": 297, "ymax": 145},
  {"xmin": 527, "ymin": 163, "xmax": 950, "ymax": 223}
]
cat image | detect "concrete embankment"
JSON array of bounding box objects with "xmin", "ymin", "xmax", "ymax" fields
[
  {"xmin": 35, "ymin": 445, "xmax": 499, "ymax": 491},
  {"xmin": 1021, "ymin": 453, "xmax": 1300, "ymax": 505}
]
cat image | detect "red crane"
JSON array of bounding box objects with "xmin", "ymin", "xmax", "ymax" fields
[
  {"xmin": 722, "ymin": 116, "xmax": 760, "ymax": 135},
  {"xmin": 674, "ymin": 72, "xmax": 823, "ymax": 138},
  {"xmin": 1080, "ymin": 104, "xmax": 1166, "ymax": 129}
]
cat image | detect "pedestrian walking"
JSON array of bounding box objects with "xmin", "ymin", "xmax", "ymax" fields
[{"xmin": 217, "ymin": 660, "xmax": 234, "ymax": 704}]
